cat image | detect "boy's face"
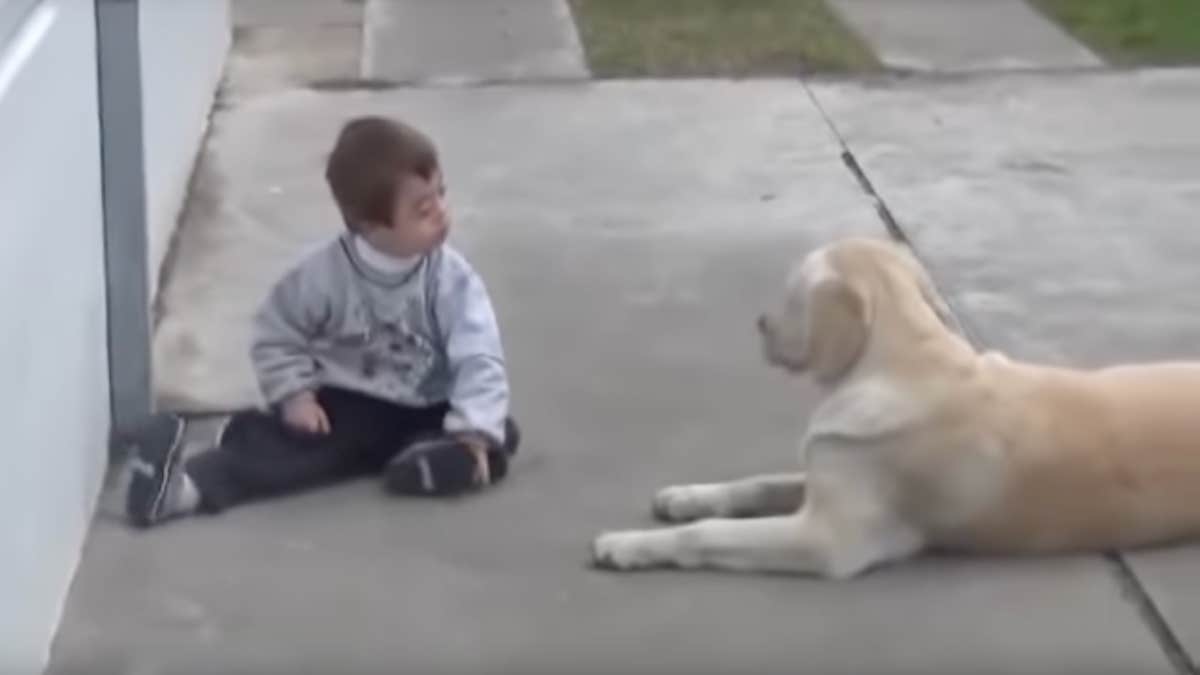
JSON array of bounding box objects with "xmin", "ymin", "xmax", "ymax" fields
[{"xmin": 374, "ymin": 170, "xmax": 449, "ymax": 257}]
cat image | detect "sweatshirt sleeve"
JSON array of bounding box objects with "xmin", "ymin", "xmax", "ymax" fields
[
  {"xmin": 433, "ymin": 249, "xmax": 511, "ymax": 446},
  {"xmin": 249, "ymin": 259, "xmax": 331, "ymax": 407}
]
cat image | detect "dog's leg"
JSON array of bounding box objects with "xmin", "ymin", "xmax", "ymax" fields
[
  {"xmin": 592, "ymin": 510, "xmax": 922, "ymax": 579},
  {"xmin": 652, "ymin": 473, "xmax": 808, "ymax": 523}
]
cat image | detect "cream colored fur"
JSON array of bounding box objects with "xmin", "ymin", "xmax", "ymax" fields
[{"xmin": 591, "ymin": 236, "xmax": 1200, "ymax": 579}]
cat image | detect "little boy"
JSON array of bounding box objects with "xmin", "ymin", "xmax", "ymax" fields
[{"xmin": 125, "ymin": 115, "xmax": 518, "ymax": 528}]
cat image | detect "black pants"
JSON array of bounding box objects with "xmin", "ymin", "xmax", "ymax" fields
[{"xmin": 186, "ymin": 387, "xmax": 516, "ymax": 512}]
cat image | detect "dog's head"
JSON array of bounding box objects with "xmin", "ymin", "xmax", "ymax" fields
[{"xmin": 757, "ymin": 237, "xmax": 952, "ymax": 385}]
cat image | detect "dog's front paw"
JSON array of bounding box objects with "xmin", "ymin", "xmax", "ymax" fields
[
  {"xmin": 591, "ymin": 530, "xmax": 673, "ymax": 571},
  {"xmin": 652, "ymin": 484, "xmax": 723, "ymax": 523}
]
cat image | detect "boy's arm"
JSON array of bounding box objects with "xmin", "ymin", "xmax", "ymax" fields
[
  {"xmin": 434, "ymin": 251, "xmax": 510, "ymax": 447},
  {"xmin": 250, "ymin": 263, "xmax": 330, "ymax": 408}
]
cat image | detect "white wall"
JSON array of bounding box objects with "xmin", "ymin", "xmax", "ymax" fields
[
  {"xmin": 0, "ymin": 1, "xmax": 109, "ymax": 672},
  {"xmin": 140, "ymin": 0, "xmax": 230, "ymax": 299},
  {"xmin": 0, "ymin": 0, "xmax": 230, "ymax": 671}
]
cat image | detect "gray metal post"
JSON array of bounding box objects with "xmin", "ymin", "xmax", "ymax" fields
[{"xmin": 94, "ymin": 0, "xmax": 152, "ymax": 449}]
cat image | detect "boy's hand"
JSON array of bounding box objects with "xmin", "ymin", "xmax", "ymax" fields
[
  {"xmin": 282, "ymin": 390, "xmax": 331, "ymax": 435},
  {"xmin": 455, "ymin": 431, "xmax": 492, "ymax": 486}
]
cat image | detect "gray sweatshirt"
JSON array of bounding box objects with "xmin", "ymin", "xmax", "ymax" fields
[{"xmin": 250, "ymin": 233, "xmax": 510, "ymax": 444}]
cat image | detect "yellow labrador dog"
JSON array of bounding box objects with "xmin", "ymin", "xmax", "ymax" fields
[{"xmin": 591, "ymin": 236, "xmax": 1200, "ymax": 579}]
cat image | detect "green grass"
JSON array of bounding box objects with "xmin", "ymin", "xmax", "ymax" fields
[
  {"xmin": 1032, "ymin": 0, "xmax": 1200, "ymax": 65},
  {"xmin": 568, "ymin": 0, "xmax": 879, "ymax": 77}
]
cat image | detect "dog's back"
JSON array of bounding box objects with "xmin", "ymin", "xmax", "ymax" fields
[{"xmin": 927, "ymin": 358, "xmax": 1200, "ymax": 553}]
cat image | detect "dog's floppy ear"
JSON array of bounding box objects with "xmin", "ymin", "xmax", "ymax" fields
[{"xmin": 804, "ymin": 277, "xmax": 871, "ymax": 383}]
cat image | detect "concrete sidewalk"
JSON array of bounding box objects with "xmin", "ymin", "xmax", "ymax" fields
[
  {"xmin": 228, "ymin": 0, "xmax": 588, "ymax": 90},
  {"xmin": 364, "ymin": 0, "xmax": 588, "ymax": 84},
  {"xmin": 227, "ymin": 0, "xmax": 1100, "ymax": 90},
  {"xmin": 46, "ymin": 2, "xmax": 1200, "ymax": 674},
  {"xmin": 829, "ymin": 0, "xmax": 1101, "ymax": 72},
  {"xmin": 50, "ymin": 70, "xmax": 1200, "ymax": 674}
]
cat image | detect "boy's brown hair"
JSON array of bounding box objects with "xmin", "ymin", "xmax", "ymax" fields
[{"xmin": 325, "ymin": 116, "xmax": 439, "ymax": 232}]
